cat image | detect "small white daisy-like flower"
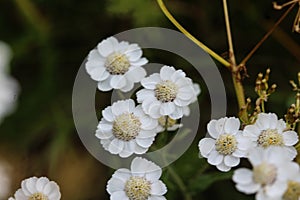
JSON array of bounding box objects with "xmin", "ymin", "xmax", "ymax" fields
[
  {"xmin": 243, "ymin": 112, "xmax": 298, "ymax": 160},
  {"xmin": 96, "ymin": 99, "xmax": 159, "ymax": 158},
  {"xmin": 85, "ymin": 36, "xmax": 148, "ymax": 92},
  {"xmin": 107, "ymin": 157, "xmax": 167, "ymax": 200},
  {"xmin": 10, "ymin": 176, "xmax": 61, "ymax": 200},
  {"xmin": 0, "ymin": 42, "xmax": 19, "ymax": 124},
  {"xmin": 136, "ymin": 66, "xmax": 199, "ymax": 119},
  {"xmin": 198, "ymin": 117, "xmax": 251, "ymax": 172},
  {"xmin": 233, "ymin": 147, "xmax": 299, "ymax": 200}
]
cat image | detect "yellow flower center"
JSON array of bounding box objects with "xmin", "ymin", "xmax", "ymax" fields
[
  {"xmin": 155, "ymin": 80, "xmax": 178, "ymax": 103},
  {"xmin": 283, "ymin": 181, "xmax": 300, "ymax": 200},
  {"xmin": 158, "ymin": 116, "xmax": 177, "ymax": 128},
  {"xmin": 215, "ymin": 134, "xmax": 237, "ymax": 155},
  {"xmin": 29, "ymin": 193, "xmax": 48, "ymax": 200},
  {"xmin": 105, "ymin": 53, "xmax": 130, "ymax": 75},
  {"xmin": 257, "ymin": 129, "xmax": 284, "ymax": 148},
  {"xmin": 113, "ymin": 113, "xmax": 141, "ymax": 141},
  {"xmin": 125, "ymin": 176, "xmax": 151, "ymax": 200},
  {"xmin": 253, "ymin": 162, "xmax": 277, "ymax": 186}
]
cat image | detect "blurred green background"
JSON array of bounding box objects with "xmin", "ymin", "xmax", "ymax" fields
[{"xmin": 0, "ymin": 0, "xmax": 299, "ymax": 199}]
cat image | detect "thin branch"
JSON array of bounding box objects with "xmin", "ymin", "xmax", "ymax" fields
[
  {"xmin": 238, "ymin": 3, "xmax": 296, "ymax": 68},
  {"xmin": 156, "ymin": 0, "xmax": 231, "ymax": 68}
]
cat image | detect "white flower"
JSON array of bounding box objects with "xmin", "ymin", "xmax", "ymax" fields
[
  {"xmin": 85, "ymin": 36, "xmax": 148, "ymax": 92},
  {"xmin": 10, "ymin": 176, "xmax": 61, "ymax": 200},
  {"xmin": 96, "ymin": 99, "xmax": 159, "ymax": 158},
  {"xmin": 157, "ymin": 116, "xmax": 182, "ymax": 132},
  {"xmin": 107, "ymin": 157, "xmax": 167, "ymax": 200},
  {"xmin": 243, "ymin": 112, "xmax": 298, "ymax": 160},
  {"xmin": 198, "ymin": 117, "xmax": 251, "ymax": 172},
  {"xmin": 233, "ymin": 147, "xmax": 299, "ymax": 200},
  {"xmin": 136, "ymin": 66, "xmax": 199, "ymax": 119},
  {"xmin": 0, "ymin": 42, "xmax": 19, "ymax": 124},
  {"xmin": 0, "ymin": 161, "xmax": 11, "ymax": 199}
]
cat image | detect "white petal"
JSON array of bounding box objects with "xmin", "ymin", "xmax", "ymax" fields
[
  {"xmin": 98, "ymin": 77, "xmax": 113, "ymax": 91},
  {"xmin": 119, "ymin": 143, "xmax": 134, "ymax": 158},
  {"xmin": 140, "ymin": 116, "xmax": 158, "ymax": 131},
  {"xmin": 171, "ymin": 69, "xmax": 186, "ymax": 82},
  {"xmin": 141, "ymin": 74, "xmax": 161, "ymax": 90},
  {"xmin": 148, "ymin": 101, "xmax": 162, "ymax": 119},
  {"xmin": 149, "ymin": 196, "xmax": 166, "ymax": 200},
  {"xmin": 177, "ymin": 86, "xmax": 194, "ymax": 100},
  {"xmin": 108, "ymin": 139, "xmax": 124, "ymax": 154},
  {"xmin": 137, "ymin": 89, "xmax": 155, "ymax": 103},
  {"xmin": 216, "ymin": 162, "xmax": 231, "ymax": 172},
  {"xmin": 131, "ymin": 157, "xmax": 161, "ymax": 178},
  {"xmin": 207, "ymin": 150, "xmax": 223, "ymax": 165},
  {"xmin": 173, "ymin": 98, "xmax": 191, "ymax": 107},
  {"xmin": 224, "ymin": 155, "xmax": 240, "ymax": 167},
  {"xmin": 256, "ymin": 113, "xmax": 278, "ymax": 130},
  {"xmin": 168, "ymin": 106, "xmax": 183, "ymax": 119},
  {"xmin": 160, "ymin": 66, "xmax": 176, "ymax": 80},
  {"xmin": 183, "ymin": 106, "xmax": 190, "ymax": 116},
  {"xmin": 235, "ymin": 183, "xmax": 260, "ymax": 194},
  {"xmin": 265, "ymin": 181, "xmax": 287, "ymax": 198},
  {"xmin": 243, "ymin": 124, "xmax": 261, "ymax": 139},
  {"xmin": 150, "ymin": 181, "xmax": 167, "ymax": 195},
  {"xmin": 215, "ymin": 118, "xmax": 226, "ymax": 135},
  {"xmin": 125, "ymin": 67, "xmax": 146, "ymax": 83},
  {"xmin": 131, "ymin": 57, "xmax": 148, "ymax": 66},
  {"xmin": 119, "ymin": 79, "xmax": 134, "ymax": 92},
  {"xmin": 198, "ymin": 138, "xmax": 216, "ymax": 158},
  {"xmin": 207, "ymin": 120, "xmax": 219, "ymax": 139},
  {"xmin": 25, "ymin": 177, "xmax": 38, "ymax": 194},
  {"xmin": 43, "ymin": 182, "xmax": 57, "ymax": 196},
  {"xmin": 36, "ymin": 177, "xmax": 49, "ymax": 192},
  {"xmin": 89, "ymin": 66, "xmax": 107, "ymax": 81},
  {"xmin": 111, "ymin": 191, "xmax": 129, "ymax": 200},
  {"xmin": 111, "ymin": 99, "xmax": 135, "ymax": 116},
  {"xmin": 97, "ymin": 37, "xmax": 115, "ymax": 57},
  {"xmin": 138, "ymin": 130, "xmax": 157, "ymax": 138},
  {"xmin": 136, "ymin": 137, "xmax": 155, "ymax": 148},
  {"xmin": 224, "ymin": 117, "xmax": 240, "ymax": 134},
  {"xmin": 107, "ymin": 177, "xmax": 126, "ymax": 194},
  {"xmin": 160, "ymin": 102, "xmax": 175, "ymax": 116},
  {"xmin": 125, "ymin": 44, "xmax": 142, "ymax": 62},
  {"xmin": 112, "ymin": 168, "xmax": 131, "ymax": 182},
  {"xmin": 284, "ymin": 146, "xmax": 298, "ymax": 160},
  {"xmin": 134, "ymin": 142, "xmax": 148, "ymax": 154},
  {"xmin": 102, "ymin": 107, "xmax": 114, "ymax": 122},
  {"xmin": 110, "ymin": 75, "xmax": 127, "ymax": 89},
  {"xmin": 233, "ymin": 168, "xmax": 253, "ymax": 185},
  {"xmin": 282, "ymin": 131, "xmax": 298, "ymax": 146}
]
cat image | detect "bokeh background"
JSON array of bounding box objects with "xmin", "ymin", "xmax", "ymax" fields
[{"xmin": 0, "ymin": 0, "xmax": 300, "ymax": 199}]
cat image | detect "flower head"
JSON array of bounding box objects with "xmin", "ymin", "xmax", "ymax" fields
[
  {"xmin": 233, "ymin": 147, "xmax": 299, "ymax": 200},
  {"xmin": 136, "ymin": 66, "xmax": 200, "ymax": 119},
  {"xmin": 96, "ymin": 99, "xmax": 159, "ymax": 158},
  {"xmin": 10, "ymin": 176, "xmax": 61, "ymax": 200},
  {"xmin": 243, "ymin": 113, "xmax": 298, "ymax": 160},
  {"xmin": 199, "ymin": 117, "xmax": 251, "ymax": 172},
  {"xmin": 107, "ymin": 157, "xmax": 167, "ymax": 200},
  {"xmin": 85, "ymin": 36, "xmax": 148, "ymax": 92}
]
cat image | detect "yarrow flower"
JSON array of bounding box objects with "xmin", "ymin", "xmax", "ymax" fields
[
  {"xmin": 233, "ymin": 147, "xmax": 299, "ymax": 200},
  {"xmin": 198, "ymin": 117, "xmax": 251, "ymax": 172},
  {"xmin": 96, "ymin": 99, "xmax": 159, "ymax": 158},
  {"xmin": 0, "ymin": 41, "xmax": 19, "ymax": 124},
  {"xmin": 9, "ymin": 176, "xmax": 61, "ymax": 200},
  {"xmin": 137, "ymin": 65, "xmax": 199, "ymax": 119},
  {"xmin": 243, "ymin": 112, "xmax": 298, "ymax": 160},
  {"xmin": 85, "ymin": 36, "xmax": 148, "ymax": 92},
  {"xmin": 107, "ymin": 157, "xmax": 167, "ymax": 200}
]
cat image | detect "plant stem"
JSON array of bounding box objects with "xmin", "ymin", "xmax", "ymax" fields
[
  {"xmin": 167, "ymin": 165, "xmax": 192, "ymax": 200},
  {"xmin": 222, "ymin": 0, "xmax": 247, "ymax": 111},
  {"xmin": 238, "ymin": 3, "xmax": 296, "ymax": 68},
  {"xmin": 156, "ymin": 0, "xmax": 231, "ymax": 68}
]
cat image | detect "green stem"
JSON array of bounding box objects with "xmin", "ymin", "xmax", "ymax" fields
[{"xmin": 167, "ymin": 165, "xmax": 192, "ymax": 200}]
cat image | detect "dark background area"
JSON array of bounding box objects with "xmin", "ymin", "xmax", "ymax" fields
[{"xmin": 0, "ymin": 0, "xmax": 299, "ymax": 199}]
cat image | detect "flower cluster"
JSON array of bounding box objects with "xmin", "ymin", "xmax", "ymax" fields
[
  {"xmin": 199, "ymin": 112, "xmax": 300, "ymax": 199},
  {"xmin": 0, "ymin": 41, "xmax": 19, "ymax": 124},
  {"xmin": 86, "ymin": 36, "xmax": 201, "ymax": 199}
]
